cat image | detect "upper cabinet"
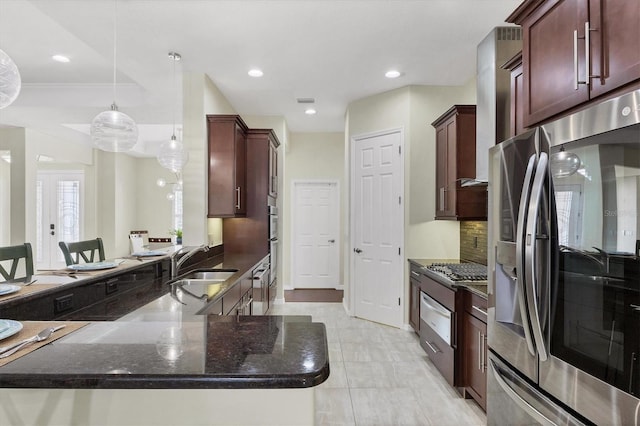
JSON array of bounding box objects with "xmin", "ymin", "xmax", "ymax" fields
[
  {"xmin": 502, "ymin": 51, "xmax": 525, "ymax": 138},
  {"xmin": 431, "ymin": 105, "xmax": 487, "ymax": 221},
  {"xmin": 508, "ymin": 0, "xmax": 640, "ymax": 127},
  {"xmin": 268, "ymin": 134, "xmax": 279, "ymax": 199},
  {"xmin": 207, "ymin": 115, "xmax": 248, "ymax": 218}
]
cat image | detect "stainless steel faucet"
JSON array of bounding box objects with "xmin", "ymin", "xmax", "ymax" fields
[{"xmin": 170, "ymin": 245, "xmax": 210, "ymax": 278}]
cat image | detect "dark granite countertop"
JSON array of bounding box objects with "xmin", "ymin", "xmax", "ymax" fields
[
  {"xmin": 408, "ymin": 258, "xmax": 488, "ymax": 298},
  {"xmin": 0, "ymin": 251, "xmax": 330, "ymax": 390}
]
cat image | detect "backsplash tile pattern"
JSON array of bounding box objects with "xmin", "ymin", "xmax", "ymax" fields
[{"xmin": 460, "ymin": 221, "xmax": 488, "ymax": 265}]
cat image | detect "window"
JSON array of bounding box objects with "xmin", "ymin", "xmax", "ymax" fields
[
  {"xmin": 173, "ymin": 189, "xmax": 183, "ymax": 232},
  {"xmin": 555, "ymin": 184, "xmax": 583, "ymax": 247}
]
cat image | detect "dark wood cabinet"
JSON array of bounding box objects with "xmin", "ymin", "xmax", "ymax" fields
[
  {"xmin": 207, "ymin": 115, "xmax": 248, "ymax": 218},
  {"xmin": 508, "ymin": 0, "xmax": 640, "ymax": 127},
  {"xmin": 462, "ymin": 290, "xmax": 488, "ymax": 411},
  {"xmin": 223, "ymin": 129, "xmax": 280, "ymax": 256},
  {"xmin": 431, "ymin": 105, "xmax": 487, "ymax": 220},
  {"xmin": 409, "ymin": 265, "xmax": 422, "ymax": 333},
  {"xmin": 268, "ymin": 138, "xmax": 278, "ymax": 199},
  {"xmin": 503, "ymin": 51, "xmax": 525, "ymax": 138}
]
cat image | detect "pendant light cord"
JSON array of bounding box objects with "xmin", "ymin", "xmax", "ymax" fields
[
  {"xmin": 112, "ymin": 0, "xmax": 118, "ymax": 105},
  {"xmin": 172, "ymin": 53, "xmax": 176, "ymax": 138}
]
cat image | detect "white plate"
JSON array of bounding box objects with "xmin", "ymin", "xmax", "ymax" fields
[
  {"xmin": 131, "ymin": 250, "xmax": 166, "ymax": 257},
  {"xmin": 0, "ymin": 284, "xmax": 21, "ymax": 296},
  {"xmin": 0, "ymin": 319, "xmax": 23, "ymax": 341},
  {"xmin": 68, "ymin": 261, "xmax": 119, "ymax": 271}
]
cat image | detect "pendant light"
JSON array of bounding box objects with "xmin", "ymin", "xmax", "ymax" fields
[
  {"xmin": 550, "ymin": 147, "xmax": 581, "ymax": 178},
  {"xmin": 0, "ymin": 49, "xmax": 21, "ymax": 109},
  {"xmin": 157, "ymin": 52, "xmax": 189, "ymax": 173},
  {"xmin": 90, "ymin": 0, "xmax": 138, "ymax": 152}
]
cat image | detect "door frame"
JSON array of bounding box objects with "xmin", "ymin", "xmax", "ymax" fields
[
  {"xmin": 289, "ymin": 179, "xmax": 341, "ymax": 290},
  {"xmin": 348, "ymin": 127, "xmax": 405, "ymax": 326}
]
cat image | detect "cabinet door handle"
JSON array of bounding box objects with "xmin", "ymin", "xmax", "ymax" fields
[
  {"xmin": 584, "ymin": 21, "xmax": 600, "ymax": 83},
  {"xmin": 478, "ymin": 331, "xmax": 482, "ymax": 371},
  {"xmin": 481, "ymin": 333, "xmax": 487, "ymax": 373},
  {"xmin": 410, "ymin": 271, "xmax": 420, "ymax": 278},
  {"xmin": 439, "ymin": 187, "xmax": 445, "ymax": 211},
  {"xmin": 235, "ymin": 187, "xmax": 241, "ymax": 210},
  {"xmin": 472, "ymin": 305, "xmax": 487, "ymax": 317},
  {"xmin": 573, "ymin": 29, "xmax": 581, "ymax": 90}
]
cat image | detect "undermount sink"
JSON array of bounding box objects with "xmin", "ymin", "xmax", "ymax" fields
[{"xmin": 180, "ymin": 270, "xmax": 237, "ymax": 282}]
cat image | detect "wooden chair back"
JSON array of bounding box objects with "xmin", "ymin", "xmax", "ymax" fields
[
  {"xmin": 58, "ymin": 238, "xmax": 106, "ymax": 266},
  {"xmin": 0, "ymin": 243, "xmax": 34, "ymax": 281}
]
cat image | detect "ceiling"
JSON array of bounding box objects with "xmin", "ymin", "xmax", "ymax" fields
[{"xmin": 0, "ymin": 0, "xmax": 521, "ymax": 157}]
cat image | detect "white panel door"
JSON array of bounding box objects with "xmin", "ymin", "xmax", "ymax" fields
[
  {"xmin": 36, "ymin": 171, "xmax": 84, "ymax": 270},
  {"xmin": 352, "ymin": 129, "xmax": 403, "ymax": 328},
  {"xmin": 292, "ymin": 181, "xmax": 340, "ymax": 289}
]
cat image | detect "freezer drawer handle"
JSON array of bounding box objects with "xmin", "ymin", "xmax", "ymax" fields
[{"xmin": 490, "ymin": 359, "xmax": 556, "ymax": 426}]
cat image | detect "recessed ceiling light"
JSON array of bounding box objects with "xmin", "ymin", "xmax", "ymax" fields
[
  {"xmin": 52, "ymin": 55, "xmax": 70, "ymax": 63},
  {"xmin": 385, "ymin": 70, "xmax": 401, "ymax": 79},
  {"xmin": 305, "ymin": 108, "xmax": 317, "ymax": 115},
  {"xmin": 248, "ymin": 69, "xmax": 263, "ymax": 77}
]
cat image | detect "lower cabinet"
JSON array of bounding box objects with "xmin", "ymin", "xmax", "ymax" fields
[
  {"xmin": 462, "ymin": 291, "xmax": 488, "ymax": 411},
  {"xmin": 409, "ymin": 266, "xmax": 422, "ymax": 333}
]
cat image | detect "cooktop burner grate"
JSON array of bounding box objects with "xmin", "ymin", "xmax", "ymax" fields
[{"xmin": 426, "ymin": 262, "xmax": 487, "ymax": 281}]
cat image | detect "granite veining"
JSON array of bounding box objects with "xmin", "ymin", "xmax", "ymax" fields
[{"xmin": 0, "ymin": 251, "xmax": 330, "ymax": 390}]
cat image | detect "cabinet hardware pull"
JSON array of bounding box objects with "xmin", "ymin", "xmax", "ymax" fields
[
  {"xmin": 424, "ymin": 339, "xmax": 440, "ymax": 354},
  {"xmin": 630, "ymin": 352, "xmax": 637, "ymax": 393},
  {"xmin": 472, "ymin": 305, "xmax": 487, "ymax": 317},
  {"xmin": 584, "ymin": 22, "xmax": 600, "ymax": 84},
  {"xmin": 411, "ymin": 271, "xmax": 420, "ymax": 277},
  {"xmin": 478, "ymin": 331, "xmax": 482, "ymax": 371},
  {"xmin": 481, "ymin": 333, "xmax": 486, "ymax": 373},
  {"xmin": 235, "ymin": 187, "xmax": 241, "ymax": 210},
  {"xmin": 439, "ymin": 187, "xmax": 445, "ymax": 211},
  {"xmin": 573, "ymin": 29, "xmax": 581, "ymax": 90}
]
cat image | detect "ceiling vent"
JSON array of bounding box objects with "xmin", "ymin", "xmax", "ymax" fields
[{"xmin": 296, "ymin": 98, "xmax": 315, "ymax": 104}]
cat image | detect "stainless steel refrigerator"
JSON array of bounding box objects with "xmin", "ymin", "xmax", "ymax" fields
[{"xmin": 487, "ymin": 89, "xmax": 640, "ymax": 425}]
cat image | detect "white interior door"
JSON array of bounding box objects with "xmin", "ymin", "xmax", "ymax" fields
[
  {"xmin": 36, "ymin": 171, "xmax": 84, "ymax": 270},
  {"xmin": 351, "ymin": 129, "xmax": 403, "ymax": 328},
  {"xmin": 292, "ymin": 181, "xmax": 340, "ymax": 289}
]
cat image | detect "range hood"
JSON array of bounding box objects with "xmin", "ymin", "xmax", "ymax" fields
[{"xmin": 463, "ymin": 26, "xmax": 522, "ymax": 186}]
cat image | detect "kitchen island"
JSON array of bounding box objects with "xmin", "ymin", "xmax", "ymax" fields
[{"xmin": 0, "ymin": 250, "xmax": 329, "ymax": 425}]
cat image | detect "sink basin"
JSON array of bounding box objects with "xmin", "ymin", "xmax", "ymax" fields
[{"xmin": 180, "ymin": 270, "xmax": 237, "ymax": 281}]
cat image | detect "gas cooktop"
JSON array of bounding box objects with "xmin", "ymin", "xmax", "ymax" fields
[{"xmin": 423, "ymin": 262, "xmax": 488, "ymax": 285}]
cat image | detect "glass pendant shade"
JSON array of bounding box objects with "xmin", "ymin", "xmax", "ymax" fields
[
  {"xmin": 157, "ymin": 136, "xmax": 189, "ymax": 173},
  {"xmin": 0, "ymin": 49, "xmax": 21, "ymax": 109},
  {"xmin": 550, "ymin": 150, "xmax": 581, "ymax": 178},
  {"xmin": 90, "ymin": 103, "xmax": 138, "ymax": 152}
]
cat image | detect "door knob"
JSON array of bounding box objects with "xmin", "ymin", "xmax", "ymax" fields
[
  {"xmin": 354, "ymin": 248, "xmax": 362, "ymax": 254},
  {"xmin": 328, "ymin": 239, "xmax": 335, "ymax": 243}
]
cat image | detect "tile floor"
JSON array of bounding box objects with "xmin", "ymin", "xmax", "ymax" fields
[{"xmin": 269, "ymin": 301, "xmax": 486, "ymax": 426}]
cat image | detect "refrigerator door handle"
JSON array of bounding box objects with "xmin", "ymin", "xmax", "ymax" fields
[
  {"xmin": 524, "ymin": 152, "xmax": 549, "ymax": 361},
  {"xmin": 515, "ymin": 153, "xmax": 538, "ymax": 356},
  {"xmin": 489, "ymin": 359, "xmax": 556, "ymax": 426}
]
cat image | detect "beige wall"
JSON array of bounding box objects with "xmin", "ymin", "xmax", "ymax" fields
[
  {"xmin": 284, "ymin": 132, "xmax": 345, "ymax": 289},
  {"xmin": 135, "ymin": 159, "xmax": 176, "ymax": 239},
  {"xmin": 344, "ymin": 81, "xmax": 476, "ymax": 324}
]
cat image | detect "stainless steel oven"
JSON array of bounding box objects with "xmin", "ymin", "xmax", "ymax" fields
[{"xmin": 487, "ymin": 89, "xmax": 640, "ymax": 425}]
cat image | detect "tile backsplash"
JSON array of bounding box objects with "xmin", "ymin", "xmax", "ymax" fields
[{"xmin": 460, "ymin": 221, "xmax": 488, "ymax": 265}]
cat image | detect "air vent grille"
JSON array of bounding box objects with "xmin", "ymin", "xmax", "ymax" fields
[
  {"xmin": 296, "ymin": 98, "xmax": 315, "ymax": 104},
  {"xmin": 497, "ymin": 27, "xmax": 522, "ymax": 41}
]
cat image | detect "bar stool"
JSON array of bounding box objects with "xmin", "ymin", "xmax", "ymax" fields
[
  {"xmin": 58, "ymin": 238, "xmax": 105, "ymax": 266},
  {"xmin": 0, "ymin": 243, "xmax": 34, "ymax": 281}
]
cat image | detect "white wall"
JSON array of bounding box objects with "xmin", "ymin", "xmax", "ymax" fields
[
  {"xmin": 284, "ymin": 132, "xmax": 345, "ymax": 289},
  {"xmin": 0, "ymin": 128, "xmax": 26, "ymax": 244},
  {"xmin": 344, "ymin": 81, "xmax": 476, "ymax": 321}
]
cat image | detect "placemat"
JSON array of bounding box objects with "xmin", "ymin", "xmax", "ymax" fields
[
  {"xmin": 0, "ymin": 284, "xmax": 60, "ymax": 302},
  {"xmin": 0, "ymin": 321, "xmax": 89, "ymax": 367}
]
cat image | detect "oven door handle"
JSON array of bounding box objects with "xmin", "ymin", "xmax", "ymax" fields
[
  {"xmin": 515, "ymin": 153, "xmax": 538, "ymax": 356},
  {"xmin": 524, "ymin": 152, "xmax": 549, "ymax": 361}
]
